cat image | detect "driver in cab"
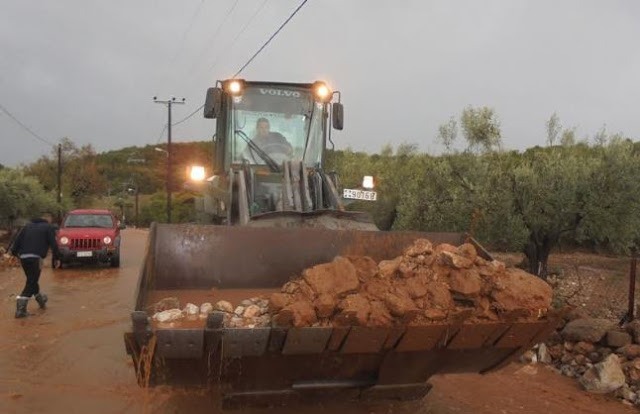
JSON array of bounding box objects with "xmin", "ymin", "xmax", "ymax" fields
[{"xmin": 242, "ymin": 118, "xmax": 293, "ymax": 163}]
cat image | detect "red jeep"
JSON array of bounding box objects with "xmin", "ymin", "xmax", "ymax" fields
[{"xmin": 55, "ymin": 209, "xmax": 123, "ymax": 268}]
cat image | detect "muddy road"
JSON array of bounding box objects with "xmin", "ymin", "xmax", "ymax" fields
[{"xmin": 0, "ymin": 229, "xmax": 633, "ymax": 413}]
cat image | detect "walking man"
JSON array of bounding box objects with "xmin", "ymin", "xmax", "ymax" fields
[{"xmin": 10, "ymin": 211, "xmax": 60, "ymax": 318}]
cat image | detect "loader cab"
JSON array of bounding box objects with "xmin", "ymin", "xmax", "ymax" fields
[
  {"xmin": 205, "ymin": 80, "xmax": 342, "ymax": 173},
  {"xmin": 203, "ymin": 79, "xmax": 347, "ymax": 224}
]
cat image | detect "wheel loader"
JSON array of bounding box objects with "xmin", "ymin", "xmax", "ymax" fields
[{"xmin": 124, "ymin": 79, "xmax": 564, "ymax": 408}]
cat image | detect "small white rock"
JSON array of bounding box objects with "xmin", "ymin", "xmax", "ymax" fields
[
  {"xmin": 538, "ymin": 343, "xmax": 552, "ymax": 364},
  {"xmin": 560, "ymin": 365, "xmax": 575, "ymax": 377},
  {"xmin": 618, "ymin": 385, "xmax": 637, "ymax": 403},
  {"xmin": 154, "ymin": 308, "xmax": 184, "ymax": 322},
  {"xmin": 234, "ymin": 306, "xmax": 245, "ymax": 316},
  {"xmin": 257, "ymin": 315, "xmax": 271, "ymax": 327},
  {"xmin": 214, "ymin": 300, "xmax": 234, "ymax": 313},
  {"xmin": 229, "ymin": 316, "xmax": 244, "ymax": 327},
  {"xmin": 200, "ymin": 302, "xmax": 213, "ymax": 314},
  {"xmin": 184, "ymin": 303, "xmax": 199, "ymax": 315},
  {"xmin": 243, "ymin": 305, "xmax": 262, "ymax": 318}
]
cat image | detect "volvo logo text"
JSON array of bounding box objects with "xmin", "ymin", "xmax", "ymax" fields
[{"xmin": 259, "ymin": 88, "xmax": 301, "ymax": 98}]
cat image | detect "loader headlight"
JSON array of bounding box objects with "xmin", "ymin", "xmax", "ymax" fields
[
  {"xmin": 362, "ymin": 175, "xmax": 375, "ymax": 190},
  {"xmin": 313, "ymin": 81, "xmax": 332, "ymax": 103},
  {"xmin": 103, "ymin": 236, "xmax": 112, "ymax": 245},
  {"xmin": 189, "ymin": 165, "xmax": 206, "ymax": 181},
  {"xmin": 60, "ymin": 237, "xmax": 69, "ymax": 245},
  {"xmin": 225, "ymin": 79, "xmax": 245, "ymax": 96}
]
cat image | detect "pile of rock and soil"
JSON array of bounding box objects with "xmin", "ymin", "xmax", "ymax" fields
[
  {"xmin": 523, "ymin": 309, "xmax": 640, "ymax": 407},
  {"xmin": 151, "ymin": 239, "xmax": 553, "ymax": 329},
  {"xmin": 268, "ymin": 239, "xmax": 553, "ymax": 328}
]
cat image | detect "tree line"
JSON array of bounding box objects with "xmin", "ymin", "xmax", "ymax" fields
[{"xmin": 2, "ymin": 108, "xmax": 639, "ymax": 278}]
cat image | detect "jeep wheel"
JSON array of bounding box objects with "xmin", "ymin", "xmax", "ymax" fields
[{"xmin": 110, "ymin": 251, "xmax": 120, "ymax": 268}]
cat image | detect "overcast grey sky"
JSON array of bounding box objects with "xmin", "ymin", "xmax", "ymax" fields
[{"xmin": 1, "ymin": 0, "xmax": 639, "ymax": 166}]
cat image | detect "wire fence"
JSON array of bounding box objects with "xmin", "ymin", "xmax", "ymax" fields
[{"xmin": 547, "ymin": 253, "xmax": 637, "ymax": 320}]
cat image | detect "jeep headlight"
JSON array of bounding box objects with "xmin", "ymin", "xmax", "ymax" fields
[
  {"xmin": 103, "ymin": 236, "xmax": 112, "ymax": 245},
  {"xmin": 60, "ymin": 237, "xmax": 69, "ymax": 245}
]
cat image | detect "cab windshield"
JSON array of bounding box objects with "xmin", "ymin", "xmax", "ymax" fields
[{"xmin": 228, "ymin": 85, "xmax": 325, "ymax": 168}]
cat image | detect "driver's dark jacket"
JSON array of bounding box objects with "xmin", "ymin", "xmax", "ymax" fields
[{"xmin": 11, "ymin": 218, "xmax": 61, "ymax": 259}]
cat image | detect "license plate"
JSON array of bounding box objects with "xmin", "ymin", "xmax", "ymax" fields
[
  {"xmin": 77, "ymin": 251, "xmax": 93, "ymax": 258},
  {"xmin": 343, "ymin": 189, "xmax": 377, "ymax": 201}
]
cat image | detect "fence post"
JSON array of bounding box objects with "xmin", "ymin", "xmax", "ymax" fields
[{"xmin": 628, "ymin": 252, "xmax": 637, "ymax": 321}]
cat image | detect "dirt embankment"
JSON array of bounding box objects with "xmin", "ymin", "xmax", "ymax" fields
[{"xmin": 268, "ymin": 239, "xmax": 553, "ymax": 328}]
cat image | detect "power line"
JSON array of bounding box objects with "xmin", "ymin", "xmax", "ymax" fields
[
  {"xmin": 0, "ymin": 102, "xmax": 54, "ymax": 147},
  {"xmin": 171, "ymin": 0, "xmax": 310, "ymax": 128},
  {"xmin": 207, "ymin": 0, "xmax": 270, "ymax": 75},
  {"xmin": 233, "ymin": 0, "xmax": 309, "ymax": 78},
  {"xmin": 172, "ymin": 105, "xmax": 203, "ymax": 127},
  {"xmin": 188, "ymin": 0, "xmax": 241, "ymax": 75},
  {"xmin": 151, "ymin": 0, "xmax": 228, "ymax": 133},
  {"xmin": 173, "ymin": 0, "xmax": 270, "ymax": 126},
  {"xmin": 169, "ymin": 0, "xmax": 207, "ymax": 64},
  {"xmin": 163, "ymin": 0, "xmax": 245, "ymax": 131},
  {"xmin": 155, "ymin": 123, "xmax": 168, "ymax": 144}
]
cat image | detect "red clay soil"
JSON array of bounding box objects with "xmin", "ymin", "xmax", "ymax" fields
[{"xmin": 270, "ymin": 239, "xmax": 553, "ymax": 328}]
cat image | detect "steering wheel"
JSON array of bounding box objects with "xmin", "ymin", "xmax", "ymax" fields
[{"xmin": 259, "ymin": 142, "xmax": 292, "ymax": 165}]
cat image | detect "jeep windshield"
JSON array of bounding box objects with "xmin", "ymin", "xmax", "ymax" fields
[
  {"xmin": 63, "ymin": 214, "xmax": 114, "ymax": 228},
  {"xmin": 228, "ymin": 85, "xmax": 325, "ymax": 168}
]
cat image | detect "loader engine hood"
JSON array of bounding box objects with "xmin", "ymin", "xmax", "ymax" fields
[{"xmin": 245, "ymin": 209, "xmax": 378, "ymax": 231}]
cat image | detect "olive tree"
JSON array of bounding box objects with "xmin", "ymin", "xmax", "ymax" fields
[
  {"xmin": 460, "ymin": 106, "xmax": 502, "ymax": 152},
  {"xmin": 0, "ymin": 169, "xmax": 57, "ymax": 229},
  {"xmin": 546, "ymin": 112, "xmax": 561, "ymax": 146},
  {"xmin": 505, "ymin": 141, "xmax": 640, "ymax": 278}
]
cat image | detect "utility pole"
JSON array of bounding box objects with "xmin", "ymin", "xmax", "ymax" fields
[
  {"xmin": 134, "ymin": 186, "xmax": 139, "ymax": 228},
  {"xmin": 57, "ymin": 143, "xmax": 62, "ymax": 224},
  {"xmin": 126, "ymin": 175, "xmax": 140, "ymax": 229},
  {"xmin": 125, "ymin": 185, "xmax": 139, "ymax": 228},
  {"xmin": 153, "ymin": 96, "xmax": 185, "ymax": 223}
]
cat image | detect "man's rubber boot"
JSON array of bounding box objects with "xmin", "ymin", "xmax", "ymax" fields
[
  {"xmin": 15, "ymin": 297, "xmax": 28, "ymax": 319},
  {"xmin": 35, "ymin": 293, "xmax": 48, "ymax": 310}
]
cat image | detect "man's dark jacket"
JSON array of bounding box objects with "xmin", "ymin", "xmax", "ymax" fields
[{"xmin": 11, "ymin": 218, "xmax": 60, "ymax": 259}]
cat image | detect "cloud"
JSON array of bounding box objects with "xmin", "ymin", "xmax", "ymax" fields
[{"xmin": 1, "ymin": 0, "xmax": 639, "ymax": 166}]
